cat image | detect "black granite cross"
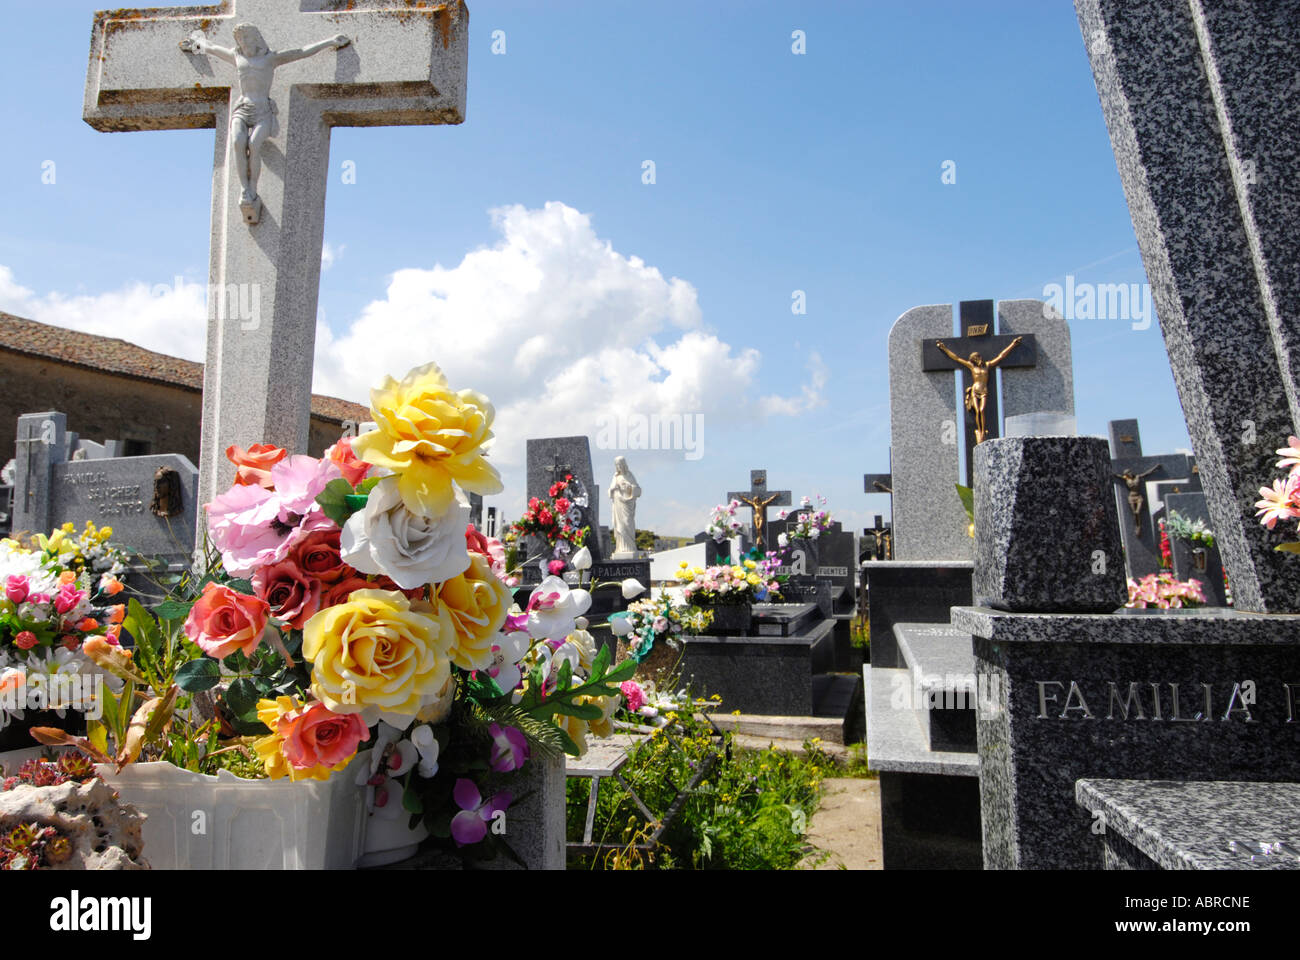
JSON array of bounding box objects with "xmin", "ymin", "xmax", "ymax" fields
[
  {"xmin": 1108, "ymin": 419, "xmax": 1191, "ymax": 579},
  {"xmin": 726, "ymin": 469, "xmax": 791, "ymax": 553},
  {"xmin": 863, "ymin": 514, "xmax": 893, "ymax": 560},
  {"xmin": 921, "ymin": 300, "xmax": 1038, "ymax": 483},
  {"xmin": 863, "ymin": 472, "xmax": 893, "ymax": 495}
]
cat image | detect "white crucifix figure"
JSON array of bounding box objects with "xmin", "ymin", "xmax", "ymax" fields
[{"xmin": 83, "ymin": 1, "xmax": 469, "ymax": 515}]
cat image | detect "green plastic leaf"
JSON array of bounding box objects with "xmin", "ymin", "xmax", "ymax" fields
[
  {"xmin": 602, "ymin": 658, "xmax": 638, "ymax": 684},
  {"xmin": 549, "ymin": 700, "xmax": 602, "ymax": 721},
  {"xmin": 315, "ymin": 478, "xmax": 360, "ymax": 527},
  {"xmin": 225, "ymin": 578, "xmax": 255, "ymax": 596},
  {"xmin": 955, "ymin": 483, "xmax": 975, "ymax": 521},
  {"xmin": 174, "ymin": 658, "xmax": 221, "ymax": 692},
  {"xmin": 224, "ymin": 676, "xmax": 261, "ymax": 719},
  {"xmin": 402, "ymin": 784, "xmax": 424, "ymax": 815},
  {"xmin": 356, "ymin": 476, "xmax": 381, "ymax": 496},
  {"xmin": 589, "ymin": 643, "xmax": 611, "ymax": 678},
  {"xmin": 153, "ymin": 599, "xmax": 193, "ymax": 622}
]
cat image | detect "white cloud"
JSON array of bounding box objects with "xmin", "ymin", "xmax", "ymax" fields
[
  {"xmin": 321, "ymin": 242, "xmax": 344, "ymax": 271},
  {"xmin": 312, "ymin": 202, "xmax": 825, "ymax": 480},
  {"xmin": 0, "ymin": 264, "xmax": 206, "ymax": 362},
  {"xmin": 760, "ymin": 351, "xmax": 828, "ymax": 417},
  {"xmin": 0, "ymin": 202, "xmax": 829, "ymax": 528}
]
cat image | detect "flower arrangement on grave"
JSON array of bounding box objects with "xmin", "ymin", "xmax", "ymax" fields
[
  {"xmin": 27, "ymin": 361, "xmax": 634, "ymax": 862},
  {"xmin": 1255, "ymin": 436, "xmax": 1300, "ymax": 553},
  {"xmin": 1157, "ymin": 518, "xmax": 1172, "ymax": 569},
  {"xmin": 775, "ymin": 495, "xmax": 834, "ymax": 547},
  {"xmin": 610, "ymin": 595, "xmax": 705, "ymax": 662},
  {"xmin": 0, "ymin": 525, "xmax": 129, "ymax": 736},
  {"xmin": 705, "ymin": 501, "xmax": 745, "ymax": 543},
  {"xmin": 1166, "ymin": 510, "xmax": 1215, "ymax": 550},
  {"xmin": 614, "ymin": 678, "xmax": 692, "ymax": 728},
  {"xmin": 1124, "ymin": 573, "xmax": 1207, "ymax": 609},
  {"xmin": 676, "ymin": 559, "xmax": 781, "ymax": 605},
  {"xmin": 509, "ymin": 474, "xmax": 592, "ymax": 577}
]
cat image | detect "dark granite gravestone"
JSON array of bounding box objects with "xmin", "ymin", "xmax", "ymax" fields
[
  {"xmin": 956, "ymin": 436, "xmax": 1300, "ymax": 870},
  {"xmin": 1107, "ymin": 420, "xmax": 1190, "ymax": 580},
  {"xmin": 525, "ymin": 437, "xmax": 601, "ymax": 558},
  {"xmin": 694, "ymin": 531, "xmax": 731, "ymax": 567},
  {"xmin": 521, "ymin": 437, "xmax": 601, "ymax": 585},
  {"xmin": 12, "ymin": 412, "xmax": 198, "ymax": 567},
  {"xmin": 1166, "ymin": 491, "xmax": 1227, "ymax": 607},
  {"xmin": 679, "ymin": 603, "xmax": 836, "ymax": 716},
  {"xmin": 863, "ymin": 561, "xmax": 973, "ymax": 670},
  {"xmin": 1078, "ymin": 0, "xmax": 1300, "ymax": 613}
]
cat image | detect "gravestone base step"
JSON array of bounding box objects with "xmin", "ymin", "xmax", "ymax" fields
[
  {"xmin": 730, "ymin": 734, "xmax": 849, "ymax": 760},
  {"xmin": 709, "ymin": 713, "xmax": 848, "ymax": 746}
]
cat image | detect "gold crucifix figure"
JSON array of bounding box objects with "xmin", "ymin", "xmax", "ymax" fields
[
  {"xmin": 739, "ymin": 492, "xmax": 781, "ymax": 549},
  {"xmin": 934, "ymin": 336, "xmax": 1024, "ymax": 444}
]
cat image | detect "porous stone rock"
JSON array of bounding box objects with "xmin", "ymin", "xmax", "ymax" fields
[{"xmin": 0, "ymin": 779, "xmax": 149, "ymax": 870}]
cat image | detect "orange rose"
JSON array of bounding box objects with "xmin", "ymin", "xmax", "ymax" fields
[
  {"xmin": 184, "ymin": 582, "xmax": 271, "ymax": 660},
  {"xmin": 324, "ymin": 436, "xmax": 370, "ymax": 487},
  {"xmin": 108, "ymin": 604, "xmax": 126, "ymax": 625},
  {"xmin": 226, "ymin": 443, "xmax": 287, "ymax": 489}
]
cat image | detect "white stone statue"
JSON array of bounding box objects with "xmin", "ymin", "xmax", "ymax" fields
[
  {"xmin": 608, "ymin": 456, "xmax": 641, "ymax": 557},
  {"xmin": 180, "ymin": 24, "xmax": 350, "ymax": 225}
]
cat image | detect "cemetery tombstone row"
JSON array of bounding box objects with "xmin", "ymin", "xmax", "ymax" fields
[
  {"xmin": 82, "ymin": 2, "xmax": 470, "ymax": 510},
  {"xmin": 11, "ymin": 412, "xmax": 199, "ymax": 569},
  {"xmin": 1106, "ymin": 419, "xmax": 1190, "ymax": 580}
]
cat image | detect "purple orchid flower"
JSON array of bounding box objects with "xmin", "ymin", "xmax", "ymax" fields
[
  {"xmin": 450, "ymin": 778, "xmax": 512, "ymax": 847},
  {"xmin": 488, "ymin": 723, "xmax": 530, "ymax": 773}
]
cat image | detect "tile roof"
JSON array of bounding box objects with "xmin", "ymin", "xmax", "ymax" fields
[{"xmin": 0, "ymin": 312, "xmax": 369, "ymax": 423}]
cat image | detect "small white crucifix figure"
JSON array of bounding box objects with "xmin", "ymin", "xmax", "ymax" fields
[
  {"xmin": 83, "ymin": 1, "xmax": 469, "ymax": 512},
  {"xmin": 180, "ymin": 24, "xmax": 352, "ymax": 226}
]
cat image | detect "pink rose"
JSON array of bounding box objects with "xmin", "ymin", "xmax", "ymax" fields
[
  {"xmin": 252, "ymin": 558, "xmax": 322, "ymax": 630},
  {"xmin": 184, "ymin": 582, "xmax": 270, "ymax": 660},
  {"xmin": 5, "ymin": 576, "xmax": 29, "ymax": 604},
  {"xmin": 13, "ymin": 631, "xmax": 38, "ymax": 651},
  {"xmin": 548, "ymin": 559, "xmax": 566, "ymax": 575},
  {"xmin": 277, "ymin": 701, "xmax": 369, "ymax": 770},
  {"xmin": 53, "ymin": 583, "xmax": 85, "ymax": 616},
  {"xmin": 620, "ymin": 680, "xmax": 645, "ymax": 712}
]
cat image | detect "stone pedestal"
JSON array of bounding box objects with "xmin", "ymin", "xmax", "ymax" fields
[{"xmin": 973, "ymin": 436, "xmax": 1126, "ymax": 613}]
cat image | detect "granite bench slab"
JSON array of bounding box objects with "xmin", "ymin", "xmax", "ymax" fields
[{"xmin": 1076, "ymin": 778, "xmax": 1300, "ymax": 870}]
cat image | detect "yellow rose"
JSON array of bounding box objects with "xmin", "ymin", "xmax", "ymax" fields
[
  {"xmin": 303, "ymin": 589, "xmax": 453, "ymax": 724},
  {"xmin": 351, "ymin": 362, "xmax": 504, "ymax": 516},
  {"xmin": 434, "ymin": 553, "xmax": 511, "ymax": 671}
]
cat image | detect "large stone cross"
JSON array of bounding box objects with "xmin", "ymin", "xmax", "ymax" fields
[
  {"xmin": 726, "ymin": 469, "xmax": 791, "ymax": 553},
  {"xmin": 1108, "ymin": 418, "xmax": 1190, "ymax": 579},
  {"xmin": 83, "ymin": 1, "xmax": 469, "ymax": 509}
]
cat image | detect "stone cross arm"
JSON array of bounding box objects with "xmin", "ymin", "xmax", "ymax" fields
[
  {"xmin": 84, "ymin": 0, "xmax": 468, "ymax": 132},
  {"xmin": 1110, "ymin": 453, "xmax": 1191, "ymax": 482}
]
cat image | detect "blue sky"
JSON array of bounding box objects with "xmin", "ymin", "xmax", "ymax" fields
[{"xmin": 0, "ymin": 0, "xmax": 1189, "ymax": 536}]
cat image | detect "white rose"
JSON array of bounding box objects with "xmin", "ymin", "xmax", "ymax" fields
[
  {"xmin": 621, "ymin": 578, "xmax": 647, "ymax": 599},
  {"xmin": 571, "ymin": 546, "xmax": 592, "ymax": 571},
  {"xmin": 340, "ymin": 477, "xmax": 470, "ymax": 589}
]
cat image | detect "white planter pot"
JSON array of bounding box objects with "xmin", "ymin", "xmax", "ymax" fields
[
  {"xmin": 357, "ymin": 811, "xmax": 429, "ymax": 868},
  {"xmin": 97, "ymin": 751, "xmax": 370, "ymax": 870}
]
